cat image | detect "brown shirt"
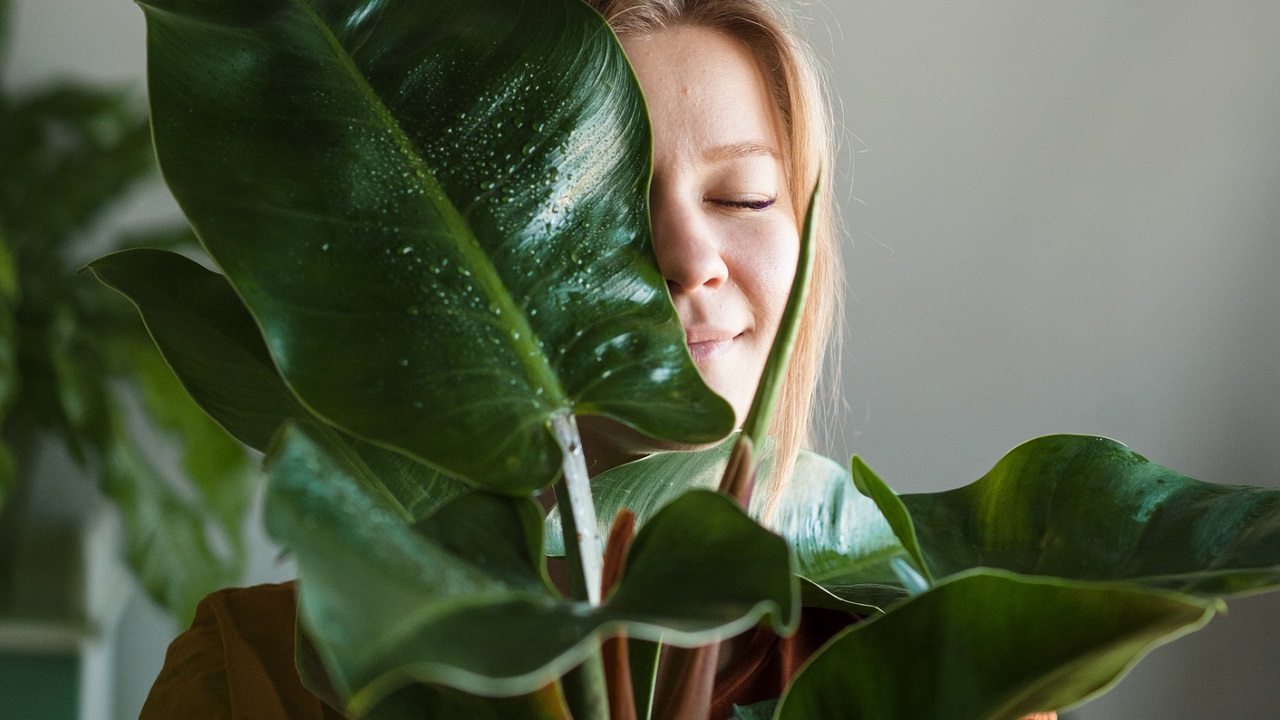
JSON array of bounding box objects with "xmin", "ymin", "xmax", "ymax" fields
[{"xmin": 140, "ymin": 582, "xmax": 858, "ymax": 720}]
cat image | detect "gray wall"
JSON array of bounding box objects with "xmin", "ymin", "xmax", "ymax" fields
[
  {"xmin": 7, "ymin": 0, "xmax": 1277, "ymax": 718},
  {"xmin": 812, "ymin": 2, "xmax": 1280, "ymax": 718}
]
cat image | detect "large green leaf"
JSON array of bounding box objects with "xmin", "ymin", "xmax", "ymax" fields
[
  {"xmin": 546, "ymin": 442, "xmax": 911, "ymax": 610},
  {"xmin": 266, "ymin": 424, "xmax": 796, "ymax": 711},
  {"xmin": 775, "ymin": 570, "xmax": 1218, "ymax": 720},
  {"xmin": 89, "ymin": 249, "xmax": 308, "ymax": 451},
  {"xmin": 897, "ymin": 435, "xmax": 1280, "ymax": 598},
  {"xmin": 545, "ymin": 437, "xmax": 740, "ymax": 556},
  {"xmin": 141, "ymin": 0, "xmax": 733, "ymax": 493},
  {"xmin": 774, "ymin": 451, "xmax": 917, "ymax": 610},
  {"xmin": 89, "ymin": 248, "xmax": 470, "ymax": 522}
]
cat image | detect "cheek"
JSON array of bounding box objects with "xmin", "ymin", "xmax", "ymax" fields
[{"xmin": 735, "ymin": 222, "xmax": 800, "ymax": 328}]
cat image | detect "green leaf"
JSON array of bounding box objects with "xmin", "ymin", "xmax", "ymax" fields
[
  {"xmin": 850, "ymin": 455, "xmax": 931, "ymax": 583},
  {"xmin": 0, "ymin": 227, "xmax": 20, "ymax": 302},
  {"xmin": 363, "ymin": 683, "xmax": 573, "ymax": 720},
  {"xmin": 544, "ymin": 437, "xmax": 740, "ymax": 557},
  {"xmin": 141, "ymin": 0, "xmax": 733, "ymax": 494},
  {"xmin": 114, "ymin": 224, "xmax": 200, "ymax": 253},
  {"xmin": 776, "ymin": 570, "xmax": 1218, "ymax": 720},
  {"xmin": 900, "ymin": 435, "xmax": 1280, "ymax": 598},
  {"xmin": 0, "ymin": 285, "xmax": 18, "ymax": 418},
  {"xmin": 297, "ymin": 623, "xmax": 574, "ymax": 720},
  {"xmin": 88, "ymin": 247, "xmax": 469, "ymax": 521},
  {"xmin": 738, "ymin": 177, "xmax": 819, "ymax": 453},
  {"xmin": 0, "ymin": 440, "xmax": 14, "ymax": 514},
  {"xmin": 2, "ymin": 85, "xmax": 154, "ymax": 252},
  {"xmin": 88, "ymin": 249, "xmax": 307, "ymax": 451},
  {"xmin": 774, "ymin": 451, "xmax": 915, "ymax": 611},
  {"xmin": 627, "ymin": 638, "xmax": 661, "ymax": 720},
  {"xmin": 46, "ymin": 304, "xmax": 110, "ymax": 462},
  {"xmin": 102, "ymin": 417, "xmax": 239, "ymax": 625},
  {"xmin": 730, "ymin": 699, "xmax": 778, "ymax": 720},
  {"xmin": 547, "ymin": 442, "xmax": 909, "ymax": 611},
  {"xmin": 129, "ymin": 337, "xmax": 255, "ymax": 549},
  {"xmin": 266, "ymin": 424, "xmax": 795, "ymax": 709}
]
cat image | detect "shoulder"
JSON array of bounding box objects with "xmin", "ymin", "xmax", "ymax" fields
[{"xmin": 140, "ymin": 581, "xmax": 339, "ymax": 720}]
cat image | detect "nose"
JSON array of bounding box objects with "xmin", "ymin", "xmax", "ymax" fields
[{"xmin": 650, "ymin": 193, "xmax": 729, "ymax": 295}]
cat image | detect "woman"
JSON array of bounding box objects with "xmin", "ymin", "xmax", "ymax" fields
[
  {"xmin": 578, "ymin": 0, "xmax": 839, "ymax": 520},
  {"xmin": 143, "ymin": 2, "xmax": 1056, "ymax": 718}
]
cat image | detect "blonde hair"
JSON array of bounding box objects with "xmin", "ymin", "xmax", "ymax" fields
[{"xmin": 587, "ymin": 0, "xmax": 842, "ymax": 520}]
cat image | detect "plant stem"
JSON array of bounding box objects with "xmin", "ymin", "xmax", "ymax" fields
[
  {"xmin": 562, "ymin": 651, "xmax": 612, "ymax": 720},
  {"xmin": 551, "ymin": 412, "xmax": 603, "ymax": 604},
  {"xmin": 551, "ymin": 414, "xmax": 610, "ymax": 718}
]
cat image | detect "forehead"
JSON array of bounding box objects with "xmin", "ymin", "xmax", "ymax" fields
[{"xmin": 619, "ymin": 26, "xmax": 784, "ymax": 161}]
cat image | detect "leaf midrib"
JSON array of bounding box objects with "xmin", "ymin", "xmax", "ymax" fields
[{"xmin": 292, "ymin": 0, "xmax": 568, "ymax": 411}]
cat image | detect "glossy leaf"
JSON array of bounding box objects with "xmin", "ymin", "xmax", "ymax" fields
[
  {"xmin": 141, "ymin": 0, "xmax": 733, "ymax": 493},
  {"xmin": 898, "ymin": 435, "xmax": 1280, "ymax": 598},
  {"xmin": 776, "ymin": 569, "xmax": 1218, "ymax": 720},
  {"xmin": 545, "ymin": 437, "xmax": 739, "ymax": 556},
  {"xmin": 89, "ymin": 248, "xmax": 470, "ymax": 521},
  {"xmin": 546, "ymin": 441, "xmax": 910, "ymax": 611},
  {"xmin": 266, "ymin": 424, "xmax": 795, "ymax": 709},
  {"xmin": 850, "ymin": 455, "xmax": 930, "ymax": 582},
  {"xmin": 774, "ymin": 451, "xmax": 914, "ymax": 611}
]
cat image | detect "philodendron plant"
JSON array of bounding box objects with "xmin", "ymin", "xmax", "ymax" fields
[{"xmin": 88, "ymin": 0, "xmax": 1280, "ymax": 718}]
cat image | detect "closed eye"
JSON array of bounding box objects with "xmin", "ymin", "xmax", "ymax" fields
[{"xmin": 711, "ymin": 196, "xmax": 777, "ymax": 211}]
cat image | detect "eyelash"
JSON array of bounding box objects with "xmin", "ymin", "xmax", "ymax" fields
[{"xmin": 712, "ymin": 196, "xmax": 777, "ymax": 211}]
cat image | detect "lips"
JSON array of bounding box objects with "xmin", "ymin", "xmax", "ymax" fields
[{"xmin": 685, "ymin": 330, "xmax": 741, "ymax": 364}]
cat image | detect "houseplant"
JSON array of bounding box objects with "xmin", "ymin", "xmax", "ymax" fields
[
  {"xmin": 89, "ymin": 0, "xmax": 1280, "ymax": 717},
  {"xmin": 0, "ymin": 0, "xmax": 253, "ymax": 624}
]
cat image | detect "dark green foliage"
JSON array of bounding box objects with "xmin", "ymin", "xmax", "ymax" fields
[
  {"xmin": 87, "ymin": 0, "xmax": 1280, "ymax": 716},
  {"xmin": 0, "ymin": 0, "xmax": 252, "ymax": 624}
]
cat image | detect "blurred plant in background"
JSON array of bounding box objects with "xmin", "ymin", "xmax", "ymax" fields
[{"xmin": 0, "ymin": 0, "xmax": 254, "ymax": 625}]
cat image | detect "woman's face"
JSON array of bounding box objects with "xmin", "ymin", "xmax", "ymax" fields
[{"xmin": 621, "ymin": 26, "xmax": 800, "ymax": 425}]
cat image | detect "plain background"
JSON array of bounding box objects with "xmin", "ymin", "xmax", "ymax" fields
[{"xmin": 6, "ymin": 0, "xmax": 1278, "ymax": 718}]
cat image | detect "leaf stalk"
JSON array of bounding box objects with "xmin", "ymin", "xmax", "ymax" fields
[{"xmin": 551, "ymin": 412, "xmax": 604, "ymax": 605}]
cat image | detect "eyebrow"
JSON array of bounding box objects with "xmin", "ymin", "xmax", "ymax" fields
[{"xmin": 703, "ymin": 141, "xmax": 781, "ymax": 163}]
